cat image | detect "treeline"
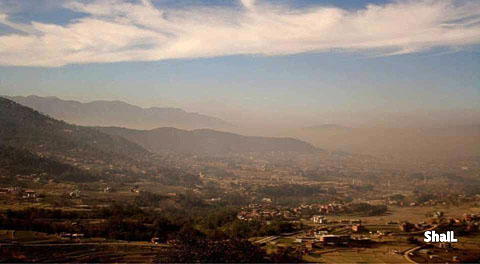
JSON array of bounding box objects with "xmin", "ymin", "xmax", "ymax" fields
[
  {"xmin": 348, "ymin": 203, "xmax": 388, "ymax": 216},
  {"xmin": 0, "ymin": 202, "xmax": 303, "ymax": 262},
  {"xmin": 156, "ymin": 168, "xmax": 203, "ymax": 188},
  {"xmin": 0, "ymin": 202, "xmax": 297, "ymax": 242},
  {"xmin": 196, "ymin": 207, "xmax": 296, "ymax": 239},
  {"xmin": 134, "ymin": 192, "xmax": 297, "ymax": 238},
  {"xmin": 259, "ymin": 184, "xmax": 324, "ymax": 198},
  {"xmin": 167, "ymin": 224, "xmax": 301, "ymax": 262},
  {"xmin": 0, "ymin": 204, "xmax": 179, "ymax": 241},
  {"xmin": 167, "ymin": 237, "xmax": 300, "ymax": 263},
  {"xmin": 256, "ymin": 184, "xmax": 339, "ymax": 205}
]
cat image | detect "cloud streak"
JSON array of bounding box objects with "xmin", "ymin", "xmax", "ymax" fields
[{"xmin": 0, "ymin": 0, "xmax": 480, "ymax": 67}]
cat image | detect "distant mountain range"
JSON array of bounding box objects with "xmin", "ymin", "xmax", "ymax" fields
[
  {"xmin": 1, "ymin": 96, "xmax": 319, "ymax": 158},
  {"xmin": 5, "ymin": 95, "xmax": 233, "ymax": 130},
  {"xmin": 97, "ymin": 126, "xmax": 320, "ymax": 155}
]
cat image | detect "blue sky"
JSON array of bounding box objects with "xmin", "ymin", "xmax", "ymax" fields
[{"xmin": 0, "ymin": 0, "xmax": 479, "ymax": 125}]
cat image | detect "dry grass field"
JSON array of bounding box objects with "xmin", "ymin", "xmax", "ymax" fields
[{"xmin": 303, "ymin": 245, "xmax": 410, "ymax": 263}]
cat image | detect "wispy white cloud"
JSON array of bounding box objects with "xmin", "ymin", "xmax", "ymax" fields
[{"xmin": 0, "ymin": 0, "xmax": 479, "ymax": 67}]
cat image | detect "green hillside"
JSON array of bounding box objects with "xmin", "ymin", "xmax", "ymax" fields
[
  {"xmin": 0, "ymin": 145, "xmax": 101, "ymax": 182},
  {"xmin": 0, "ymin": 97, "xmax": 148, "ymax": 163}
]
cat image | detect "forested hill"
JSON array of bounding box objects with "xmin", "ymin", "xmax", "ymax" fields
[
  {"xmin": 96, "ymin": 126, "xmax": 321, "ymax": 155},
  {"xmin": 0, "ymin": 97, "xmax": 148, "ymax": 162},
  {"xmin": 0, "ymin": 145, "xmax": 102, "ymax": 182}
]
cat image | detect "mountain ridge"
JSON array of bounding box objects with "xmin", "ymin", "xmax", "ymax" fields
[
  {"xmin": 5, "ymin": 95, "xmax": 233, "ymax": 130},
  {"xmin": 96, "ymin": 126, "xmax": 321, "ymax": 155}
]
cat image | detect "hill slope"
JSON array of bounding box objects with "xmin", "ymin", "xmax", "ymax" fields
[
  {"xmin": 96, "ymin": 126, "xmax": 320, "ymax": 155},
  {"xmin": 0, "ymin": 97, "xmax": 148, "ymax": 162},
  {"xmin": 0, "ymin": 145, "xmax": 102, "ymax": 182},
  {"xmin": 6, "ymin": 95, "xmax": 232, "ymax": 130}
]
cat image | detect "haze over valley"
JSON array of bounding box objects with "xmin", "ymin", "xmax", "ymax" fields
[{"xmin": 5, "ymin": 95, "xmax": 479, "ymax": 161}]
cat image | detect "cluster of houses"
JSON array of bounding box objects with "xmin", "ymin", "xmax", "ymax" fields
[
  {"xmin": 387, "ymin": 193, "xmax": 480, "ymax": 207},
  {"xmin": 0, "ymin": 187, "xmax": 22, "ymax": 195},
  {"xmin": 237, "ymin": 203, "xmax": 355, "ymax": 221},
  {"xmin": 290, "ymin": 233, "xmax": 375, "ymax": 254},
  {"xmin": 237, "ymin": 205, "xmax": 290, "ymax": 221},
  {"xmin": 398, "ymin": 212, "xmax": 480, "ymax": 234},
  {"xmin": 0, "ymin": 187, "xmax": 38, "ymax": 199},
  {"xmin": 312, "ymin": 215, "xmax": 362, "ymax": 225},
  {"xmin": 285, "ymin": 211, "xmax": 480, "ymax": 257},
  {"xmin": 294, "ymin": 203, "xmax": 350, "ymax": 215},
  {"xmin": 447, "ymin": 213, "xmax": 480, "ymax": 232}
]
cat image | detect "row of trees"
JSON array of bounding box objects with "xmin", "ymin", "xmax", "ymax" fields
[
  {"xmin": 196, "ymin": 207, "xmax": 295, "ymax": 239},
  {"xmin": 348, "ymin": 203, "xmax": 388, "ymax": 216},
  {"xmin": 0, "ymin": 203, "xmax": 302, "ymax": 262}
]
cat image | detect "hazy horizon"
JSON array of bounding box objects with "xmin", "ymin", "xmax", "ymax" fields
[
  {"xmin": 2, "ymin": 93, "xmax": 479, "ymax": 129},
  {"xmin": 1, "ymin": 0, "xmax": 480, "ymax": 127}
]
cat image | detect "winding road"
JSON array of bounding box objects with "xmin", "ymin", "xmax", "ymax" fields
[{"xmin": 403, "ymin": 245, "xmax": 425, "ymax": 264}]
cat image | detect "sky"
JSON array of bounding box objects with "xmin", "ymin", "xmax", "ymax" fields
[{"xmin": 0, "ymin": 0, "xmax": 479, "ymax": 126}]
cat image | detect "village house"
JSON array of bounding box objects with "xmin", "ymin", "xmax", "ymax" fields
[
  {"xmin": 72, "ymin": 233, "xmax": 84, "ymax": 239},
  {"xmin": 69, "ymin": 190, "xmax": 81, "ymax": 198},
  {"xmin": 314, "ymin": 230, "xmax": 329, "ymax": 238},
  {"xmin": 319, "ymin": 235, "xmax": 351, "ymax": 245},
  {"xmin": 399, "ymin": 221, "xmax": 416, "ymax": 232},
  {"xmin": 59, "ymin": 233, "xmax": 72, "ymax": 239},
  {"xmin": 23, "ymin": 189, "xmax": 37, "ymax": 199},
  {"xmin": 312, "ymin": 215, "xmax": 325, "ymax": 224},
  {"xmin": 352, "ymin": 224, "xmax": 365, "ymax": 232}
]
